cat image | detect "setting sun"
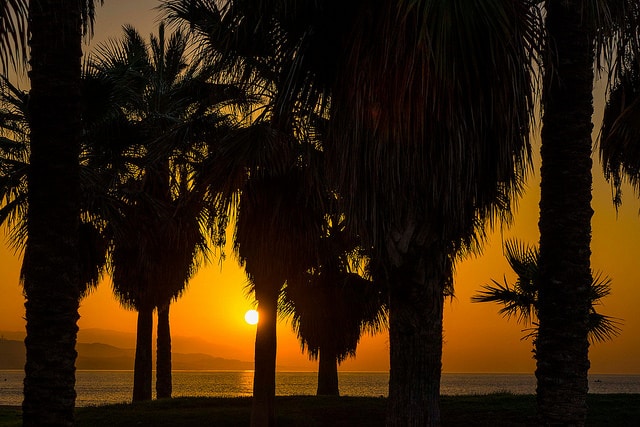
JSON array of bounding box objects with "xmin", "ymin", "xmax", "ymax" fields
[{"xmin": 244, "ymin": 309, "xmax": 259, "ymax": 325}]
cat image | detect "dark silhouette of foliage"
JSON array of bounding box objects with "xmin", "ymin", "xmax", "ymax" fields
[{"xmin": 472, "ymin": 239, "xmax": 622, "ymax": 344}]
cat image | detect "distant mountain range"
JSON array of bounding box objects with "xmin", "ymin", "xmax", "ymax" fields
[{"xmin": 0, "ymin": 330, "xmax": 254, "ymax": 371}]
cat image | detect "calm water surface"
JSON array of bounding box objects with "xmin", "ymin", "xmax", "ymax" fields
[{"xmin": 1, "ymin": 370, "xmax": 638, "ymax": 407}]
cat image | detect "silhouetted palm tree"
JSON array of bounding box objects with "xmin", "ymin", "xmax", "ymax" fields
[
  {"xmin": 162, "ymin": 3, "xmax": 332, "ymax": 424},
  {"xmin": 21, "ymin": 1, "xmax": 102, "ymax": 424},
  {"xmin": 535, "ymin": 3, "xmax": 640, "ymax": 423},
  {"xmin": 234, "ymin": 169, "xmax": 324, "ymax": 424},
  {"xmin": 472, "ymin": 239, "xmax": 622, "ymax": 344},
  {"xmin": 326, "ymin": 4, "xmax": 540, "ymax": 425},
  {"xmin": 280, "ymin": 219, "xmax": 387, "ymax": 396},
  {"xmin": 85, "ymin": 22, "xmax": 240, "ymax": 401}
]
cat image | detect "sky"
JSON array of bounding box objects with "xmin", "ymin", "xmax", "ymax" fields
[{"xmin": 1, "ymin": 0, "xmax": 639, "ymax": 374}]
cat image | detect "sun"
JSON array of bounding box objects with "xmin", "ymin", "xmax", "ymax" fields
[{"xmin": 244, "ymin": 309, "xmax": 259, "ymax": 325}]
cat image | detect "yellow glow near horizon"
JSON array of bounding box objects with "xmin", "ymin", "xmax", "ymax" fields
[{"xmin": 244, "ymin": 309, "xmax": 259, "ymax": 325}]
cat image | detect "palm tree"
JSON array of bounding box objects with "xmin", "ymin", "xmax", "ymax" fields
[
  {"xmin": 280, "ymin": 219, "xmax": 387, "ymax": 396},
  {"xmin": 534, "ymin": 3, "xmax": 640, "ymax": 423},
  {"xmin": 163, "ymin": 2, "xmax": 541, "ymax": 425},
  {"xmin": 233, "ymin": 169, "xmax": 324, "ymax": 425},
  {"xmin": 472, "ymin": 239, "xmax": 622, "ymax": 344},
  {"xmin": 0, "ymin": 0, "xmax": 27, "ymax": 73},
  {"xmin": 535, "ymin": 4, "xmax": 596, "ymax": 423},
  {"xmin": 161, "ymin": 3, "xmax": 332, "ymax": 424},
  {"xmin": 22, "ymin": 0, "xmax": 102, "ymax": 424},
  {"xmin": 325, "ymin": 4, "xmax": 540, "ymax": 425},
  {"xmin": 85, "ymin": 22, "xmax": 239, "ymax": 401}
]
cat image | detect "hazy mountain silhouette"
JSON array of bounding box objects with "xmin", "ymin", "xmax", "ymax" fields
[{"xmin": 0, "ymin": 330, "xmax": 253, "ymax": 370}]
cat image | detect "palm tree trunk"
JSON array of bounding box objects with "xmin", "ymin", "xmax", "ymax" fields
[
  {"xmin": 386, "ymin": 251, "xmax": 446, "ymax": 427},
  {"xmin": 22, "ymin": 1, "xmax": 83, "ymax": 425},
  {"xmin": 316, "ymin": 348, "xmax": 339, "ymax": 396},
  {"xmin": 251, "ymin": 285, "xmax": 278, "ymax": 427},
  {"xmin": 536, "ymin": 1, "xmax": 594, "ymax": 425},
  {"xmin": 156, "ymin": 303, "xmax": 172, "ymax": 399},
  {"xmin": 133, "ymin": 305, "xmax": 154, "ymax": 402}
]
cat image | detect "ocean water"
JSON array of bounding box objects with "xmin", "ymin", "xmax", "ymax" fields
[{"xmin": 1, "ymin": 370, "xmax": 638, "ymax": 407}]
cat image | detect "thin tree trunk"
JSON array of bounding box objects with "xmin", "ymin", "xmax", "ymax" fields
[
  {"xmin": 536, "ymin": 1, "xmax": 594, "ymax": 425},
  {"xmin": 251, "ymin": 286, "xmax": 278, "ymax": 427},
  {"xmin": 133, "ymin": 305, "xmax": 154, "ymax": 402},
  {"xmin": 316, "ymin": 348, "xmax": 339, "ymax": 396},
  {"xmin": 22, "ymin": 1, "xmax": 83, "ymax": 425},
  {"xmin": 156, "ymin": 303, "xmax": 172, "ymax": 399},
  {"xmin": 386, "ymin": 251, "xmax": 446, "ymax": 427}
]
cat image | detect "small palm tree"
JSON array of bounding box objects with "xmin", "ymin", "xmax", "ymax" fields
[
  {"xmin": 472, "ymin": 239, "xmax": 622, "ymax": 344},
  {"xmin": 280, "ymin": 219, "xmax": 387, "ymax": 396}
]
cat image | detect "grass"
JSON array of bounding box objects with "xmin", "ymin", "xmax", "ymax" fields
[{"xmin": 1, "ymin": 394, "xmax": 639, "ymax": 426}]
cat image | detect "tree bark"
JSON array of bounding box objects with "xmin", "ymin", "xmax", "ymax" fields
[
  {"xmin": 536, "ymin": 1, "xmax": 594, "ymax": 425},
  {"xmin": 133, "ymin": 305, "xmax": 154, "ymax": 402},
  {"xmin": 316, "ymin": 348, "xmax": 339, "ymax": 396},
  {"xmin": 22, "ymin": 1, "xmax": 83, "ymax": 425},
  {"xmin": 386, "ymin": 250, "xmax": 447, "ymax": 427},
  {"xmin": 251, "ymin": 286, "xmax": 278, "ymax": 427},
  {"xmin": 156, "ymin": 303, "xmax": 172, "ymax": 399}
]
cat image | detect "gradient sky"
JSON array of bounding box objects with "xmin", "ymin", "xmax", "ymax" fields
[{"xmin": 1, "ymin": 1, "xmax": 639, "ymax": 374}]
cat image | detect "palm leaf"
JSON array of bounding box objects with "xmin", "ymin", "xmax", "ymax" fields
[
  {"xmin": 0, "ymin": 0, "xmax": 27, "ymax": 73},
  {"xmin": 474, "ymin": 239, "xmax": 623, "ymax": 343}
]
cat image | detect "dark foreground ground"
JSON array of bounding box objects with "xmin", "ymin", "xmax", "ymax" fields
[{"xmin": 1, "ymin": 394, "xmax": 639, "ymax": 426}]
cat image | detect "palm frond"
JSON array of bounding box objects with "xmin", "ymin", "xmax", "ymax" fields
[
  {"xmin": 475, "ymin": 239, "xmax": 622, "ymax": 344},
  {"xmin": 587, "ymin": 310, "xmax": 623, "ymax": 344},
  {"xmin": 0, "ymin": 0, "xmax": 27, "ymax": 73},
  {"xmin": 472, "ymin": 279, "xmax": 536, "ymax": 326}
]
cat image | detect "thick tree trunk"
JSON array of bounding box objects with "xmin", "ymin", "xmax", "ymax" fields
[
  {"xmin": 536, "ymin": 1, "xmax": 594, "ymax": 425},
  {"xmin": 133, "ymin": 306, "xmax": 154, "ymax": 402},
  {"xmin": 386, "ymin": 251, "xmax": 447, "ymax": 427},
  {"xmin": 316, "ymin": 348, "xmax": 339, "ymax": 396},
  {"xmin": 22, "ymin": 1, "xmax": 83, "ymax": 425},
  {"xmin": 156, "ymin": 303, "xmax": 172, "ymax": 399},
  {"xmin": 251, "ymin": 287, "xmax": 278, "ymax": 427}
]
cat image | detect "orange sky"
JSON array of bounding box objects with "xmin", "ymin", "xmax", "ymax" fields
[{"xmin": 1, "ymin": 1, "xmax": 639, "ymax": 374}]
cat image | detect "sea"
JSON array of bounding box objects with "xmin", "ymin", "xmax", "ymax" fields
[{"xmin": 1, "ymin": 371, "xmax": 639, "ymax": 407}]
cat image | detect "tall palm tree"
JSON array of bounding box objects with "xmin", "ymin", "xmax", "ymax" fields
[
  {"xmin": 22, "ymin": 0, "xmax": 101, "ymax": 424},
  {"xmin": 163, "ymin": 2, "xmax": 542, "ymax": 426},
  {"xmin": 162, "ymin": 3, "xmax": 331, "ymax": 424},
  {"xmin": 85, "ymin": 22, "xmax": 239, "ymax": 401},
  {"xmin": 233, "ymin": 169, "xmax": 324, "ymax": 425},
  {"xmin": 472, "ymin": 239, "xmax": 622, "ymax": 344},
  {"xmin": 534, "ymin": 3, "xmax": 639, "ymax": 423},
  {"xmin": 535, "ymin": 4, "xmax": 596, "ymax": 423},
  {"xmin": 280, "ymin": 219, "xmax": 387, "ymax": 396},
  {"xmin": 326, "ymin": 4, "xmax": 540, "ymax": 425}
]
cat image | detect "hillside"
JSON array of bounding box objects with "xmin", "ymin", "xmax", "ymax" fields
[{"xmin": 0, "ymin": 338, "xmax": 253, "ymax": 371}]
